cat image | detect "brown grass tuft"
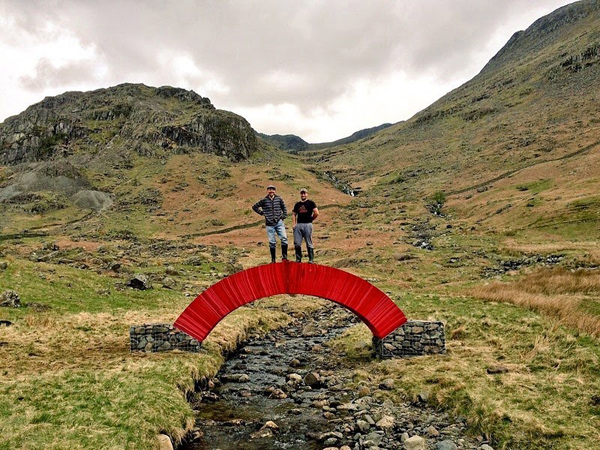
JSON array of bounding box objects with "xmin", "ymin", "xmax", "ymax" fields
[{"xmin": 471, "ymin": 267, "xmax": 600, "ymax": 337}]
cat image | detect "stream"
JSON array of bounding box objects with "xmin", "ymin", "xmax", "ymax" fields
[{"xmin": 181, "ymin": 304, "xmax": 484, "ymax": 450}]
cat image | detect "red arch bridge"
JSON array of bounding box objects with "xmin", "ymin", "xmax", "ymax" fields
[{"xmin": 174, "ymin": 261, "xmax": 407, "ymax": 342}]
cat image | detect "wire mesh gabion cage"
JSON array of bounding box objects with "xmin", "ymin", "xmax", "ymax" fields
[
  {"xmin": 129, "ymin": 323, "xmax": 202, "ymax": 353},
  {"xmin": 373, "ymin": 320, "xmax": 446, "ymax": 358}
]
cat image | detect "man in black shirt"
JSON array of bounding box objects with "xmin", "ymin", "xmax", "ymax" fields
[{"xmin": 292, "ymin": 188, "xmax": 319, "ymax": 263}]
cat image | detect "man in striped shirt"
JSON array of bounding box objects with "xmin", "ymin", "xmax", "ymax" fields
[{"xmin": 252, "ymin": 185, "xmax": 288, "ymax": 263}]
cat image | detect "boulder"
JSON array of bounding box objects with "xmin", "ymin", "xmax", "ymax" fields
[
  {"xmin": 0, "ymin": 290, "xmax": 21, "ymax": 308},
  {"xmin": 376, "ymin": 415, "xmax": 395, "ymax": 429},
  {"xmin": 436, "ymin": 440, "xmax": 458, "ymax": 450},
  {"xmin": 304, "ymin": 371, "xmax": 321, "ymax": 387},
  {"xmin": 127, "ymin": 274, "xmax": 152, "ymax": 290},
  {"xmin": 156, "ymin": 434, "xmax": 173, "ymax": 450},
  {"xmin": 405, "ymin": 435, "xmax": 427, "ymax": 450}
]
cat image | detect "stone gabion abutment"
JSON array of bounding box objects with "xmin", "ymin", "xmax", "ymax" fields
[
  {"xmin": 373, "ymin": 320, "xmax": 446, "ymax": 358},
  {"xmin": 130, "ymin": 320, "xmax": 446, "ymax": 357},
  {"xmin": 129, "ymin": 324, "xmax": 201, "ymax": 353}
]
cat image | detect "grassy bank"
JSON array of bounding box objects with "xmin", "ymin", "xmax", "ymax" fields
[
  {"xmin": 0, "ymin": 256, "xmax": 322, "ymax": 449},
  {"xmin": 332, "ymin": 291, "xmax": 600, "ymax": 450}
]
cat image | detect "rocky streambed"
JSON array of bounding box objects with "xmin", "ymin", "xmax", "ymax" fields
[{"xmin": 181, "ymin": 305, "xmax": 488, "ymax": 450}]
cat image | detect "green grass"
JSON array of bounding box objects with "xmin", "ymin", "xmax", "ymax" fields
[
  {"xmin": 0, "ymin": 248, "xmax": 297, "ymax": 449},
  {"xmin": 0, "ymin": 259, "xmax": 182, "ymax": 316},
  {"xmin": 332, "ymin": 292, "xmax": 600, "ymax": 449},
  {"xmin": 515, "ymin": 179, "xmax": 553, "ymax": 194}
]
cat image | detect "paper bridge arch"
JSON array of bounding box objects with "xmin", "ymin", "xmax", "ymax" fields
[{"xmin": 174, "ymin": 261, "xmax": 407, "ymax": 342}]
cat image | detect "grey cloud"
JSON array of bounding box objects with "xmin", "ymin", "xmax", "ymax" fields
[
  {"xmin": 5, "ymin": 0, "xmax": 574, "ymax": 113},
  {"xmin": 19, "ymin": 58, "xmax": 99, "ymax": 92}
]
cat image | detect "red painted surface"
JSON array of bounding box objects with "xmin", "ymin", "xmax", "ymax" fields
[{"xmin": 174, "ymin": 261, "xmax": 407, "ymax": 342}]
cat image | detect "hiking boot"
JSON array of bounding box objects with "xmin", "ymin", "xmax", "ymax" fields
[
  {"xmin": 294, "ymin": 245, "xmax": 302, "ymax": 263},
  {"xmin": 281, "ymin": 244, "xmax": 288, "ymax": 261},
  {"xmin": 270, "ymin": 247, "xmax": 276, "ymax": 263},
  {"xmin": 307, "ymin": 247, "xmax": 314, "ymax": 264}
]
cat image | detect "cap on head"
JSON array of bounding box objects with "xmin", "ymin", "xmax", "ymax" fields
[
  {"xmin": 300, "ymin": 188, "xmax": 307, "ymax": 193},
  {"xmin": 267, "ymin": 185, "xmax": 276, "ymax": 190}
]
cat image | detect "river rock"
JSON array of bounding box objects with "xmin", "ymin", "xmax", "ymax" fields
[
  {"xmin": 405, "ymin": 435, "xmax": 427, "ymax": 450},
  {"xmin": 479, "ymin": 445, "xmax": 494, "ymax": 450},
  {"xmin": 358, "ymin": 386, "xmax": 371, "ymax": 397},
  {"xmin": 356, "ymin": 419, "xmax": 370, "ymax": 432},
  {"xmin": 268, "ymin": 388, "xmax": 287, "ymax": 399},
  {"xmin": 337, "ymin": 402, "xmax": 357, "ymax": 412},
  {"xmin": 0, "ymin": 290, "xmax": 20, "ymax": 308},
  {"xmin": 287, "ymin": 373, "xmax": 302, "ymax": 383},
  {"xmin": 222, "ymin": 373, "xmax": 250, "ymax": 383},
  {"xmin": 261, "ymin": 420, "xmax": 279, "ymax": 430},
  {"xmin": 304, "ymin": 371, "xmax": 321, "ymax": 387},
  {"xmin": 365, "ymin": 431, "xmax": 383, "ymax": 445},
  {"xmin": 427, "ymin": 425, "xmax": 440, "ymax": 437},
  {"xmin": 157, "ymin": 434, "xmax": 173, "ymax": 450},
  {"xmin": 436, "ymin": 440, "xmax": 458, "ymax": 450},
  {"xmin": 376, "ymin": 415, "xmax": 395, "ymax": 429}
]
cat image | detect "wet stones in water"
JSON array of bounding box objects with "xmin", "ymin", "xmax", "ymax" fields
[
  {"xmin": 184, "ymin": 305, "xmax": 478, "ymax": 450},
  {"xmin": 221, "ymin": 374, "xmax": 250, "ymax": 383},
  {"xmin": 303, "ymin": 371, "xmax": 321, "ymax": 387}
]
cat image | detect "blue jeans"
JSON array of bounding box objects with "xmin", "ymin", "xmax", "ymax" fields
[{"xmin": 266, "ymin": 220, "xmax": 288, "ymax": 248}]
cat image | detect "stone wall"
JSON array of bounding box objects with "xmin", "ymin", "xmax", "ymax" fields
[
  {"xmin": 129, "ymin": 323, "xmax": 201, "ymax": 353},
  {"xmin": 130, "ymin": 320, "xmax": 445, "ymax": 357},
  {"xmin": 373, "ymin": 320, "xmax": 445, "ymax": 358}
]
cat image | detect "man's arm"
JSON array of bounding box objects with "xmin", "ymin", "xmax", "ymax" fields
[
  {"xmin": 252, "ymin": 199, "xmax": 264, "ymax": 215},
  {"xmin": 280, "ymin": 198, "xmax": 287, "ymax": 220},
  {"xmin": 312, "ymin": 207, "xmax": 319, "ymax": 221},
  {"xmin": 292, "ymin": 211, "xmax": 297, "ymax": 227}
]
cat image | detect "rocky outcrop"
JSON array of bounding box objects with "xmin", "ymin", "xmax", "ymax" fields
[
  {"xmin": 0, "ymin": 83, "xmax": 257, "ymax": 165},
  {"xmin": 0, "ymin": 290, "xmax": 21, "ymax": 308}
]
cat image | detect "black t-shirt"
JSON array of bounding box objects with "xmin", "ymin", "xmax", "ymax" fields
[{"xmin": 293, "ymin": 200, "xmax": 317, "ymax": 223}]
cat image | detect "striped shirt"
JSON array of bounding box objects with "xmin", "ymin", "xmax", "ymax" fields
[{"xmin": 252, "ymin": 194, "xmax": 287, "ymax": 226}]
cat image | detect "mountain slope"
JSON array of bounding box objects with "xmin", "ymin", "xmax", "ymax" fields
[
  {"xmin": 258, "ymin": 123, "xmax": 393, "ymax": 152},
  {"xmin": 0, "ymin": 83, "xmax": 256, "ymax": 166},
  {"xmin": 310, "ymin": 0, "xmax": 600, "ymax": 239}
]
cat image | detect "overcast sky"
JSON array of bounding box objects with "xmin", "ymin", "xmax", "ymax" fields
[{"xmin": 0, "ymin": 0, "xmax": 576, "ymax": 143}]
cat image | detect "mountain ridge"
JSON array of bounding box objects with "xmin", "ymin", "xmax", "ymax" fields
[
  {"xmin": 258, "ymin": 123, "xmax": 394, "ymax": 152},
  {"xmin": 0, "ymin": 83, "xmax": 257, "ymax": 166}
]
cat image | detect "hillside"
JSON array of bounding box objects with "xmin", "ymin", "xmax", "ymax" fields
[
  {"xmin": 258, "ymin": 123, "xmax": 393, "ymax": 152},
  {"xmin": 308, "ymin": 0, "xmax": 600, "ymax": 241},
  {"xmin": 0, "ymin": 3, "xmax": 599, "ymax": 450}
]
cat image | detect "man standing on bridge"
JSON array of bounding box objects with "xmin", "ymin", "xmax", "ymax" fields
[
  {"xmin": 252, "ymin": 184, "xmax": 288, "ymax": 263},
  {"xmin": 292, "ymin": 188, "xmax": 319, "ymax": 263}
]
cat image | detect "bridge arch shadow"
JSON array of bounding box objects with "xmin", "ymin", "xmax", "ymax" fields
[{"xmin": 174, "ymin": 262, "xmax": 407, "ymax": 342}]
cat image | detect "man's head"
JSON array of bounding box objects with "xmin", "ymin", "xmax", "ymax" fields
[
  {"xmin": 267, "ymin": 185, "xmax": 276, "ymax": 197},
  {"xmin": 300, "ymin": 188, "xmax": 308, "ymax": 200}
]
